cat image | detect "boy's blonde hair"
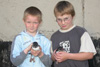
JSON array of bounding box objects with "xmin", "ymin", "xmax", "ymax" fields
[
  {"xmin": 23, "ymin": 6, "xmax": 42, "ymax": 22},
  {"xmin": 54, "ymin": 1, "xmax": 75, "ymax": 17}
]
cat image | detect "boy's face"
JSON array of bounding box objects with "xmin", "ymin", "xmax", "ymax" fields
[
  {"xmin": 24, "ymin": 15, "xmax": 40, "ymax": 34},
  {"xmin": 56, "ymin": 14, "xmax": 73, "ymax": 30}
]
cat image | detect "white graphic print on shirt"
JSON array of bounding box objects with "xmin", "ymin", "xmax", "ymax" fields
[{"xmin": 59, "ymin": 41, "xmax": 70, "ymax": 53}]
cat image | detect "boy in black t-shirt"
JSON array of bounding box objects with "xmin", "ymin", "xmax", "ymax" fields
[{"xmin": 51, "ymin": 1, "xmax": 96, "ymax": 67}]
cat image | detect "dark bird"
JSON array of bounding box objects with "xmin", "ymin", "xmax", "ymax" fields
[
  {"xmin": 30, "ymin": 42, "xmax": 40, "ymax": 62},
  {"xmin": 32, "ymin": 42, "xmax": 40, "ymax": 51}
]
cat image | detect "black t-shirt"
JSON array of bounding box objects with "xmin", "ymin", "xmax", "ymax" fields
[{"xmin": 51, "ymin": 26, "xmax": 89, "ymax": 67}]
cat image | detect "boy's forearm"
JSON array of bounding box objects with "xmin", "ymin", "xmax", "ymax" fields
[
  {"xmin": 10, "ymin": 51, "xmax": 27, "ymax": 66},
  {"xmin": 68, "ymin": 52, "xmax": 94, "ymax": 60},
  {"xmin": 24, "ymin": 48, "xmax": 29, "ymax": 54},
  {"xmin": 51, "ymin": 54, "xmax": 56, "ymax": 61},
  {"xmin": 38, "ymin": 51, "xmax": 44, "ymax": 58},
  {"xmin": 39, "ymin": 54, "xmax": 52, "ymax": 67}
]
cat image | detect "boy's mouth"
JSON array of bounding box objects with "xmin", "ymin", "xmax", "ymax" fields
[
  {"xmin": 62, "ymin": 25, "xmax": 66, "ymax": 28},
  {"xmin": 30, "ymin": 28, "xmax": 34, "ymax": 30}
]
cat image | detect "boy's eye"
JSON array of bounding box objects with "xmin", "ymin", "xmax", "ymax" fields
[
  {"xmin": 33, "ymin": 22, "xmax": 39, "ymax": 24},
  {"xmin": 64, "ymin": 18, "xmax": 68, "ymax": 20},
  {"xmin": 64, "ymin": 17, "xmax": 69, "ymax": 22},
  {"xmin": 56, "ymin": 19, "xmax": 62, "ymax": 22},
  {"xmin": 27, "ymin": 21, "xmax": 31, "ymax": 23}
]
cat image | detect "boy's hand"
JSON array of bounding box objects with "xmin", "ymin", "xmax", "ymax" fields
[
  {"xmin": 24, "ymin": 44, "xmax": 32, "ymax": 54},
  {"xmin": 51, "ymin": 50, "xmax": 57, "ymax": 61},
  {"xmin": 31, "ymin": 47, "xmax": 44, "ymax": 57},
  {"xmin": 55, "ymin": 51, "xmax": 69, "ymax": 63}
]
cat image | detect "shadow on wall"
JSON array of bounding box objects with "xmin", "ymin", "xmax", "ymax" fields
[
  {"xmin": 0, "ymin": 37, "xmax": 100, "ymax": 67},
  {"xmin": 0, "ymin": 41, "xmax": 15, "ymax": 67},
  {"xmin": 88, "ymin": 37, "xmax": 100, "ymax": 67}
]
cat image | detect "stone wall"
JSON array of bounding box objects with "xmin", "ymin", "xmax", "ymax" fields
[
  {"xmin": 0, "ymin": 0, "xmax": 100, "ymax": 41},
  {"xmin": 0, "ymin": 41, "xmax": 15, "ymax": 67}
]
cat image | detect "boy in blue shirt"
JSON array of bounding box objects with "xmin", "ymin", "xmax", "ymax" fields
[
  {"xmin": 51, "ymin": 1, "xmax": 96, "ymax": 67},
  {"xmin": 10, "ymin": 6, "xmax": 52, "ymax": 67}
]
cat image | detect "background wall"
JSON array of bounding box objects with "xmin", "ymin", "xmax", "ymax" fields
[{"xmin": 0, "ymin": 0, "xmax": 100, "ymax": 41}]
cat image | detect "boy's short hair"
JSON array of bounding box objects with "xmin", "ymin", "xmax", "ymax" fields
[
  {"xmin": 23, "ymin": 6, "xmax": 42, "ymax": 22},
  {"xmin": 54, "ymin": 1, "xmax": 75, "ymax": 17}
]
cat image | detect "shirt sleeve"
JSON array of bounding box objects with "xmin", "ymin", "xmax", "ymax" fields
[
  {"xmin": 79, "ymin": 32, "xmax": 97, "ymax": 55},
  {"xmin": 39, "ymin": 37, "xmax": 52, "ymax": 67},
  {"xmin": 50, "ymin": 41, "xmax": 53, "ymax": 54},
  {"xmin": 10, "ymin": 35, "xmax": 27, "ymax": 66}
]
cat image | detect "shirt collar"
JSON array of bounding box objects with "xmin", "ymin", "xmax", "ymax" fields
[
  {"xmin": 59, "ymin": 25, "xmax": 76, "ymax": 33},
  {"xmin": 23, "ymin": 30, "xmax": 39, "ymax": 37}
]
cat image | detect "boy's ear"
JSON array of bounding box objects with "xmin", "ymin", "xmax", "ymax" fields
[
  {"xmin": 40, "ymin": 21, "xmax": 42, "ymax": 23},
  {"xmin": 39, "ymin": 21, "xmax": 42, "ymax": 24},
  {"xmin": 23, "ymin": 19, "xmax": 25, "ymax": 23},
  {"xmin": 23, "ymin": 18, "xmax": 24, "ymax": 21},
  {"xmin": 72, "ymin": 16, "xmax": 75, "ymax": 19}
]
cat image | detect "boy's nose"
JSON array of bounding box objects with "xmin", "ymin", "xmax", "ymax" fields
[
  {"xmin": 31, "ymin": 23, "xmax": 34, "ymax": 26},
  {"xmin": 62, "ymin": 20, "xmax": 65, "ymax": 24}
]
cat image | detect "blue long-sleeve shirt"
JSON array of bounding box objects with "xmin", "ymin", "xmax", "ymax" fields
[{"xmin": 10, "ymin": 30, "xmax": 52, "ymax": 67}]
